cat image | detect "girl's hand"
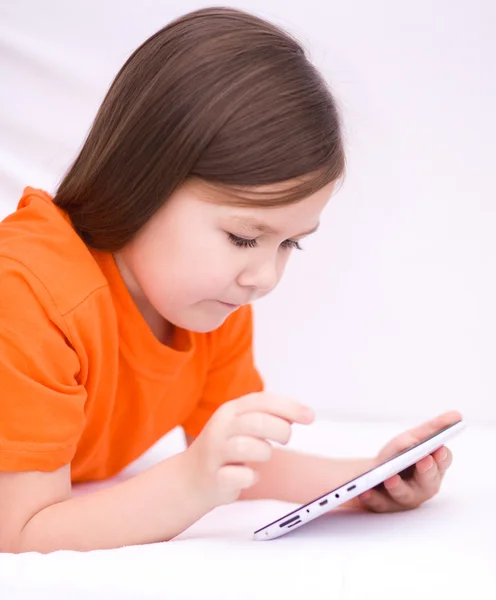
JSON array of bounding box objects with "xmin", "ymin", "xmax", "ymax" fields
[
  {"xmin": 185, "ymin": 392, "xmax": 314, "ymax": 508},
  {"xmin": 358, "ymin": 411, "xmax": 462, "ymax": 513}
]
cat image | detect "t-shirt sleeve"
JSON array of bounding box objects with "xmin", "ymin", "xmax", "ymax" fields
[
  {"xmin": 0, "ymin": 258, "xmax": 87, "ymax": 472},
  {"xmin": 182, "ymin": 304, "xmax": 264, "ymax": 438}
]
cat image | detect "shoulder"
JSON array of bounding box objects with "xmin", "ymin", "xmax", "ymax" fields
[{"xmin": 0, "ymin": 187, "xmax": 109, "ymax": 317}]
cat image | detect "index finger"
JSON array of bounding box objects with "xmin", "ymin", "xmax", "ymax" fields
[{"xmin": 233, "ymin": 392, "xmax": 315, "ymax": 425}]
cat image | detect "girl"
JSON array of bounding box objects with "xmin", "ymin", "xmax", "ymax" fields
[{"xmin": 0, "ymin": 7, "xmax": 459, "ymax": 553}]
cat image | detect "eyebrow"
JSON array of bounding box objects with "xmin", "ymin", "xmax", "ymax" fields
[{"xmin": 231, "ymin": 217, "xmax": 320, "ymax": 238}]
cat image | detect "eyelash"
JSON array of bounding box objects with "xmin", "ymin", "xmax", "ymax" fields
[{"xmin": 228, "ymin": 233, "xmax": 302, "ymax": 251}]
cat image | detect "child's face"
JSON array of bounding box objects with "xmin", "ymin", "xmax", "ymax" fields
[{"xmin": 116, "ymin": 179, "xmax": 334, "ymax": 332}]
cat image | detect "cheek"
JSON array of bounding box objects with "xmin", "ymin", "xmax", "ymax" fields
[
  {"xmin": 123, "ymin": 233, "xmax": 187, "ymax": 305},
  {"xmin": 147, "ymin": 236, "xmax": 236, "ymax": 302},
  {"xmin": 191, "ymin": 254, "xmax": 239, "ymax": 293}
]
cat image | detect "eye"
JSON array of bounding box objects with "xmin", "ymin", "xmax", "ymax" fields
[
  {"xmin": 281, "ymin": 239, "xmax": 303, "ymax": 251},
  {"xmin": 228, "ymin": 233, "xmax": 258, "ymax": 248},
  {"xmin": 227, "ymin": 233, "xmax": 303, "ymax": 251}
]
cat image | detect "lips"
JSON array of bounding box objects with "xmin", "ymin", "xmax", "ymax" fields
[{"xmin": 218, "ymin": 301, "xmax": 242, "ymax": 308}]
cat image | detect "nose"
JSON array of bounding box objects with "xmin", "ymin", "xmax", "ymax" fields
[{"xmin": 237, "ymin": 256, "xmax": 280, "ymax": 294}]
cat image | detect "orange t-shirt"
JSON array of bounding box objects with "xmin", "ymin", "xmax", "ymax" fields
[{"xmin": 0, "ymin": 187, "xmax": 263, "ymax": 482}]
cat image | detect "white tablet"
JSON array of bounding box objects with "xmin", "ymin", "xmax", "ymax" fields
[{"xmin": 253, "ymin": 418, "xmax": 466, "ymax": 541}]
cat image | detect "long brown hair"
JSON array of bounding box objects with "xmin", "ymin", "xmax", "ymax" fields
[{"xmin": 54, "ymin": 7, "xmax": 345, "ymax": 251}]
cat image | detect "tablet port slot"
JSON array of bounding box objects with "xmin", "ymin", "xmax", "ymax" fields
[
  {"xmin": 347, "ymin": 485, "xmax": 356, "ymax": 492},
  {"xmin": 319, "ymin": 499, "xmax": 328, "ymax": 506},
  {"xmin": 287, "ymin": 519, "xmax": 301, "ymax": 528},
  {"xmin": 280, "ymin": 515, "xmax": 300, "ymax": 528}
]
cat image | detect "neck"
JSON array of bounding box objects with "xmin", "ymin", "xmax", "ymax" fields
[{"xmin": 113, "ymin": 252, "xmax": 175, "ymax": 346}]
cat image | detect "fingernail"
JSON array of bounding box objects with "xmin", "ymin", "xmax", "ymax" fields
[{"xmin": 439, "ymin": 448, "xmax": 448, "ymax": 461}]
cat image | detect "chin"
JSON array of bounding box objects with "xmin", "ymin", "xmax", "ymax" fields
[{"xmin": 172, "ymin": 312, "xmax": 230, "ymax": 334}]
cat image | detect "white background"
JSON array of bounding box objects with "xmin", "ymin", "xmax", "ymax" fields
[{"xmin": 1, "ymin": 0, "xmax": 494, "ymax": 423}]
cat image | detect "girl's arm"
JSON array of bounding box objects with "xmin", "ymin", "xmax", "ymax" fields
[{"xmin": 0, "ymin": 453, "xmax": 207, "ymax": 553}]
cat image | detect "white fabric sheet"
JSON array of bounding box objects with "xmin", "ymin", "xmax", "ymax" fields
[{"xmin": 0, "ymin": 419, "xmax": 494, "ymax": 599}]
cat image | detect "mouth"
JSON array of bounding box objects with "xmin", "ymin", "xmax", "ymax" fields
[{"xmin": 217, "ymin": 301, "xmax": 242, "ymax": 309}]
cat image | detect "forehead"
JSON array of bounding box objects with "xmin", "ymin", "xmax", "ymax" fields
[
  {"xmin": 226, "ymin": 183, "xmax": 333, "ymax": 229},
  {"xmin": 189, "ymin": 178, "xmax": 334, "ymax": 227},
  {"xmin": 228, "ymin": 214, "xmax": 320, "ymax": 238}
]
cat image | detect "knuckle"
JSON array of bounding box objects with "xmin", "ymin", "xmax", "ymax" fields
[
  {"xmin": 221, "ymin": 399, "xmax": 238, "ymax": 417},
  {"xmin": 245, "ymin": 392, "xmax": 263, "ymax": 405},
  {"xmin": 251, "ymin": 413, "xmax": 266, "ymax": 436},
  {"xmin": 212, "ymin": 404, "xmax": 231, "ymax": 427},
  {"xmin": 232, "ymin": 436, "xmax": 249, "ymax": 458}
]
